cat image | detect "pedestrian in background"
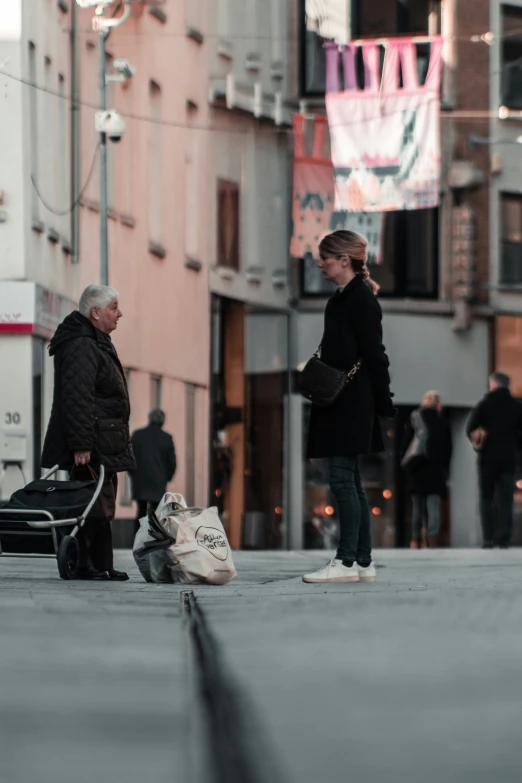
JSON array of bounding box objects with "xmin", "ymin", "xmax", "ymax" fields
[
  {"xmin": 401, "ymin": 391, "xmax": 452, "ymax": 549},
  {"xmin": 130, "ymin": 409, "xmax": 177, "ymax": 524},
  {"xmin": 302, "ymin": 230, "xmax": 395, "ymax": 585},
  {"xmin": 467, "ymin": 372, "xmax": 522, "ymax": 548},
  {"xmin": 41, "ymin": 285, "xmax": 135, "ymax": 580}
]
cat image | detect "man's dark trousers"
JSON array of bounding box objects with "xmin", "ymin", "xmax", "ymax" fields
[{"xmin": 479, "ymin": 460, "xmax": 515, "ymax": 546}]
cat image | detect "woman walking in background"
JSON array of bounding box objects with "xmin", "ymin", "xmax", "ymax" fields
[
  {"xmin": 401, "ymin": 391, "xmax": 452, "ymax": 549},
  {"xmin": 302, "ymin": 231, "xmax": 395, "ymax": 585}
]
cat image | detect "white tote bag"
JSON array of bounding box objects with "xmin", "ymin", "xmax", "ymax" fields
[{"xmin": 155, "ymin": 495, "xmax": 237, "ymax": 586}]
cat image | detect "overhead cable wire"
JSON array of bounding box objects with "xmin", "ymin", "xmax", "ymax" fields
[{"xmin": 31, "ymin": 142, "xmax": 100, "ymax": 216}]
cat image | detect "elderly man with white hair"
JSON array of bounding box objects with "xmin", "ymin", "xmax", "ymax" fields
[{"xmin": 41, "ymin": 284, "xmax": 136, "ymax": 580}]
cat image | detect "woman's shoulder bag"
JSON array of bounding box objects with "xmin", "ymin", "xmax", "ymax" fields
[{"xmin": 299, "ymin": 342, "xmax": 361, "ymax": 408}]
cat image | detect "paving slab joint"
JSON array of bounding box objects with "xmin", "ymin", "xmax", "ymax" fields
[{"xmin": 180, "ymin": 590, "xmax": 288, "ymax": 783}]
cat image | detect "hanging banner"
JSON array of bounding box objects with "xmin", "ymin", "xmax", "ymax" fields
[
  {"xmin": 290, "ymin": 115, "xmax": 384, "ymax": 263},
  {"xmin": 290, "ymin": 115, "xmax": 334, "ymax": 260},
  {"xmin": 325, "ymin": 37, "xmax": 443, "ymax": 213}
]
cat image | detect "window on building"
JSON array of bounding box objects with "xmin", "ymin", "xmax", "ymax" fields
[
  {"xmin": 148, "ymin": 80, "xmax": 163, "ymax": 245},
  {"xmin": 28, "ymin": 43, "xmax": 40, "ymax": 225},
  {"xmin": 185, "ymin": 129, "xmax": 200, "ymax": 261},
  {"xmin": 500, "ymin": 193, "xmax": 522, "ymax": 284},
  {"xmin": 150, "ymin": 375, "xmax": 162, "ymax": 409},
  {"xmin": 300, "ymin": 208, "xmax": 439, "ymax": 298},
  {"xmin": 43, "ymin": 58, "xmax": 55, "ymax": 227},
  {"xmin": 501, "ymin": 4, "xmax": 522, "ymax": 110},
  {"xmin": 217, "ymin": 179, "xmax": 240, "ymax": 270},
  {"xmin": 58, "ymin": 74, "xmax": 69, "ymax": 240},
  {"xmin": 299, "ymin": 0, "xmax": 440, "ymax": 96}
]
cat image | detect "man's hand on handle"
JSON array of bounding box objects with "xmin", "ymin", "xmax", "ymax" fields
[{"xmin": 74, "ymin": 450, "xmax": 91, "ymax": 467}]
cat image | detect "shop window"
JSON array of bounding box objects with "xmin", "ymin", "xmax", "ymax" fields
[
  {"xmin": 299, "ymin": 0, "xmax": 440, "ymax": 97},
  {"xmin": 501, "ymin": 4, "xmax": 522, "ymax": 111},
  {"xmin": 500, "ymin": 193, "xmax": 522, "ymax": 284},
  {"xmin": 300, "ymin": 208, "xmax": 439, "ymax": 299}
]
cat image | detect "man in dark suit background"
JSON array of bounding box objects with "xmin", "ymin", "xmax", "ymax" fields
[
  {"xmin": 467, "ymin": 372, "xmax": 522, "ymax": 548},
  {"xmin": 130, "ymin": 409, "xmax": 177, "ymax": 524}
]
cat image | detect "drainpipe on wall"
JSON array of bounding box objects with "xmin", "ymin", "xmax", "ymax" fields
[{"xmin": 70, "ymin": 1, "xmax": 80, "ymax": 264}]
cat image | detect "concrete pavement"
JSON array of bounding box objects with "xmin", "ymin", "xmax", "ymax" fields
[{"xmin": 1, "ymin": 548, "xmax": 522, "ymax": 783}]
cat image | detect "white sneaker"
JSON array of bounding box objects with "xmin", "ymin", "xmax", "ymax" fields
[
  {"xmin": 357, "ymin": 562, "xmax": 376, "ymax": 582},
  {"xmin": 303, "ymin": 558, "xmax": 360, "ymax": 583}
]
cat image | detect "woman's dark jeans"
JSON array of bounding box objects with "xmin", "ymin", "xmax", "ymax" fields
[{"xmin": 329, "ymin": 456, "xmax": 372, "ymax": 566}]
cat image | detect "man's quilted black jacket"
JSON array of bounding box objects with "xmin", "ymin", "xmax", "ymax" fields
[{"xmin": 41, "ymin": 311, "xmax": 136, "ymax": 473}]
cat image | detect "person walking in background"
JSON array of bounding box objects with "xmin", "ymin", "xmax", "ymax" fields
[
  {"xmin": 467, "ymin": 372, "xmax": 522, "ymax": 548},
  {"xmin": 401, "ymin": 391, "xmax": 452, "ymax": 549},
  {"xmin": 302, "ymin": 230, "xmax": 395, "ymax": 585},
  {"xmin": 130, "ymin": 409, "xmax": 177, "ymax": 525},
  {"xmin": 41, "ymin": 285, "xmax": 136, "ymax": 580}
]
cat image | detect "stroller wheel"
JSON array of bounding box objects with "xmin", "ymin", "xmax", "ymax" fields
[{"xmin": 57, "ymin": 535, "xmax": 80, "ymax": 580}]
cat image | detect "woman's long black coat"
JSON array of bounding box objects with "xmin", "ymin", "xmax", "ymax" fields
[{"xmin": 306, "ymin": 275, "xmax": 394, "ymax": 459}]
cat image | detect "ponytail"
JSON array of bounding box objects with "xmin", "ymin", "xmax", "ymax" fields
[{"xmin": 318, "ymin": 230, "xmax": 380, "ymax": 295}]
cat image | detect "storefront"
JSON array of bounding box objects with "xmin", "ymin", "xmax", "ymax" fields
[{"xmin": 209, "ymin": 296, "xmax": 289, "ymax": 549}]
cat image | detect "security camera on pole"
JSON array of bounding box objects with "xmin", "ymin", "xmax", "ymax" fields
[{"xmin": 75, "ymin": 1, "xmax": 135, "ymax": 285}]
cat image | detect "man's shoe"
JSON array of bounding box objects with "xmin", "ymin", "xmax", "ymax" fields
[
  {"xmin": 303, "ymin": 558, "xmax": 359, "ymax": 583},
  {"xmin": 77, "ymin": 566, "xmax": 110, "ymax": 580},
  {"xmin": 410, "ymin": 540, "xmax": 420, "ymax": 549},
  {"xmin": 357, "ymin": 562, "xmax": 376, "ymax": 582},
  {"xmin": 427, "ymin": 536, "xmax": 438, "ymax": 548},
  {"xmin": 482, "ymin": 541, "xmax": 494, "ymax": 549},
  {"xmin": 108, "ymin": 569, "xmax": 129, "ymax": 581}
]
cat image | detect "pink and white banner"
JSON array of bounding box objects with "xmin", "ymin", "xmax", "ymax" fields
[
  {"xmin": 290, "ymin": 115, "xmax": 334, "ymax": 260},
  {"xmin": 325, "ymin": 37, "xmax": 443, "ymax": 213}
]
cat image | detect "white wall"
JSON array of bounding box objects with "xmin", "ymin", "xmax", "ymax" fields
[
  {"xmin": 0, "ymin": 335, "xmax": 33, "ymax": 498},
  {"xmin": 297, "ymin": 312, "xmax": 491, "ymax": 407},
  {"xmin": 0, "ymin": 39, "xmax": 26, "ymax": 280}
]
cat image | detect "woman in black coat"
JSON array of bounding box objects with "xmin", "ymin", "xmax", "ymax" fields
[
  {"xmin": 41, "ymin": 285, "xmax": 136, "ymax": 580},
  {"xmin": 303, "ymin": 231, "xmax": 394, "ymax": 585},
  {"xmin": 400, "ymin": 392, "xmax": 452, "ymax": 548}
]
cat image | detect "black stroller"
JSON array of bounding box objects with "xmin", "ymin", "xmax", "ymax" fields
[{"xmin": 0, "ymin": 464, "xmax": 106, "ymax": 580}]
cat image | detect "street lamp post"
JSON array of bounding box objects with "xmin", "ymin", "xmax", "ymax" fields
[{"xmin": 75, "ymin": 0, "xmax": 132, "ymax": 284}]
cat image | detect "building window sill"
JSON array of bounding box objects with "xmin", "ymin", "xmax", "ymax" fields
[
  {"xmin": 61, "ymin": 238, "xmax": 72, "ymax": 255},
  {"xmin": 32, "ymin": 219, "xmax": 44, "ymax": 234},
  {"xmin": 57, "ymin": 0, "xmax": 68, "ymax": 12},
  {"xmin": 108, "ymin": 207, "xmax": 118, "ymax": 221},
  {"xmin": 148, "ymin": 241, "xmax": 166, "ymax": 259},
  {"xmin": 47, "ymin": 227, "xmax": 60, "ymax": 244},
  {"xmin": 496, "ymin": 283, "xmax": 522, "ymax": 291},
  {"xmin": 186, "ymin": 27, "xmax": 204, "ymax": 45},
  {"xmin": 245, "ymin": 53, "xmax": 262, "ymax": 73},
  {"xmin": 215, "ymin": 265, "xmax": 237, "ymax": 281},
  {"xmin": 217, "ymin": 39, "xmax": 234, "ymax": 61},
  {"xmin": 119, "ymin": 213, "xmax": 136, "ymax": 228},
  {"xmin": 148, "ymin": 6, "xmax": 167, "ymax": 24},
  {"xmin": 83, "ymin": 198, "xmax": 100, "ymax": 214},
  {"xmin": 185, "ymin": 256, "xmax": 202, "ymax": 272}
]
